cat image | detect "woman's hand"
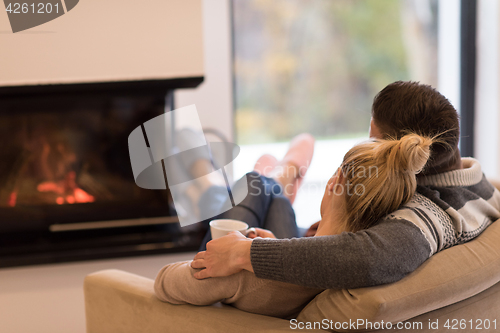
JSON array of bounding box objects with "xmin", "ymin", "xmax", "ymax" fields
[
  {"xmin": 304, "ymin": 221, "xmax": 320, "ymax": 237},
  {"xmin": 246, "ymin": 227, "xmax": 276, "ymax": 239},
  {"xmin": 316, "ymin": 173, "xmax": 345, "ymax": 236},
  {"xmin": 190, "ymin": 231, "xmax": 254, "ymax": 279}
]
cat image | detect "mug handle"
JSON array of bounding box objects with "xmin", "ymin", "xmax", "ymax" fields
[{"xmin": 245, "ymin": 227, "xmax": 256, "ymax": 237}]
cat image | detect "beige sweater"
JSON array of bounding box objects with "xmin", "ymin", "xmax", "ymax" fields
[{"xmin": 154, "ymin": 260, "xmax": 323, "ymax": 319}]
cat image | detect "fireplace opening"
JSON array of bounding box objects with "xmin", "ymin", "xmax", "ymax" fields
[{"xmin": 0, "ymin": 89, "xmax": 206, "ymax": 267}]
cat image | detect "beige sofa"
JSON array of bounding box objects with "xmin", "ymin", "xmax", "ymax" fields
[{"xmin": 84, "ymin": 218, "xmax": 500, "ymax": 333}]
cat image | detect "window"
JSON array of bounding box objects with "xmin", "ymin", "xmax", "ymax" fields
[{"xmin": 232, "ymin": 0, "xmax": 458, "ymax": 227}]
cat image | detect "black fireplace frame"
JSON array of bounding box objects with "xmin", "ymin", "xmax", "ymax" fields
[
  {"xmin": 0, "ymin": 77, "xmax": 203, "ymax": 98},
  {"xmin": 0, "ymin": 76, "xmax": 207, "ymax": 268}
]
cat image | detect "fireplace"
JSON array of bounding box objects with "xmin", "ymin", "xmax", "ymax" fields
[
  {"xmin": 0, "ymin": 79, "xmax": 206, "ymax": 268},
  {"xmin": 0, "ymin": 0, "xmax": 205, "ymax": 267}
]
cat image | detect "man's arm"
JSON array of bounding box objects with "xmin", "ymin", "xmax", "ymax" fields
[
  {"xmin": 192, "ymin": 219, "xmax": 431, "ymax": 289},
  {"xmin": 251, "ymin": 219, "xmax": 431, "ymax": 289}
]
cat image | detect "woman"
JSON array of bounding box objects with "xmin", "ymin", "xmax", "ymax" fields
[{"xmin": 155, "ymin": 133, "xmax": 435, "ymax": 319}]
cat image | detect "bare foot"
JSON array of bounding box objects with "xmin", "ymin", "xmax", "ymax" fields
[
  {"xmin": 268, "ymin": 162, "xmax": 301, "ymax": 203},
  {"xmin": 269, "ymin": 133, "xmax": 315, "ymax": 203},
  {"xmin": 253, "ymin": 154, "xmax": 278, "ymax": 176}
]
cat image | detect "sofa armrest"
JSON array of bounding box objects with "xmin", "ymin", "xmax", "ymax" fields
[{"xmin": 84, "ymin": 269, "xmax": 321, "ymax": 333}]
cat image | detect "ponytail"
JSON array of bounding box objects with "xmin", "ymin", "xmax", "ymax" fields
[
  {"xmin": 338, "ymin": 133, "xmax": 434, "ymax": 232},
  {"xmin": 376, "ymin": 133, "xmax": 433, "ymax": 174}
]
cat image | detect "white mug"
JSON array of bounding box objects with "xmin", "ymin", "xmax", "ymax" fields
[{"xmin": 210, "ymin": 219, "xmax": 253, "ymax": 240}]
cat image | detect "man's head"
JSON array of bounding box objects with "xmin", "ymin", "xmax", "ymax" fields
[{"xmin": 369, "ymin": 81, "xmax": 461, "ymax": 175}]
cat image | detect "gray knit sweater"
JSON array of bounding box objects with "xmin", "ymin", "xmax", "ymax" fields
[{"xmin": 250, "ymin": 158, "xmax": 500, "ymax": 289}]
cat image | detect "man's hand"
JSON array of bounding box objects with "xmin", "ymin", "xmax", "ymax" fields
[
  {"xmin": 246, "ymin": 227, "xmax": 276, "ymax": 239},
  {"xmin": 304, "ymin": 221, "xmax": 320, "ymax": 237},
  {"xmin": 191, "ymin": 231, "xmax": 254, "ymax": 279}
]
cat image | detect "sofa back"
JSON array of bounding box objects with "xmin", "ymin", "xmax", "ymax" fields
[{"xmin": 297, "ymin": 219, "xmax": 500, "ymax": 331}]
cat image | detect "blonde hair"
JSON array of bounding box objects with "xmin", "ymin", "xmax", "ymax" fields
[{"xmin": 336, "ymin": 133, "xmax": 434, "ymax": 232}]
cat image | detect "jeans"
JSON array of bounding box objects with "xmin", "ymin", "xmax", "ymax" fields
[{"xmin": 198, "ymin": 172, "xmax": 300, "ymax": 251}]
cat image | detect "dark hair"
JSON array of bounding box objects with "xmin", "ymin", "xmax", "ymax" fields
[{"xmin": 371, "ymin": 81, "xmax": 460, "ymax": 174}]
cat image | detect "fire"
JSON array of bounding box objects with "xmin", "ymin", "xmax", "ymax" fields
[
  {"xmin": 36, "ymin": 171, "xmax": 95, "ymax": 205},
  {"xmin": 4, "ymin": 131, "xmax": 96, "ymax": 207},
  {"xmin": 8, "ymin": 192, "xmax": 17, "ymax": 207}
]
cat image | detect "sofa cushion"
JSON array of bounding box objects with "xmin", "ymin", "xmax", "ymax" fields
[{"xmin": 297, "ymin": 219, "xmax": 500, "ymax": 329}]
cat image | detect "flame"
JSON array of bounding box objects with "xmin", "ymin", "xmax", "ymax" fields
[
  {"xmin": 8, "ymin": 192, "xmax": 17, "ymax": 207},
  {"xmin": 6, "ymin": 131, "xmax": 96, "ymax": 207},
  {"xmin": 74, "ymin": 188, "xmax": 94, "ymax": 203},
  {"xmin": 37, "ymin": 173, "xmax": 95, "ymax": 205}
]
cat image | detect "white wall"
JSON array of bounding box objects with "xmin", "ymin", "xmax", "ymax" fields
[
  {"xmin": 174, "ymin": 0, "xmax": 234, "ymax": 145},
  {"xmin": 438, "ymin": 0, "xmax": 461, "ymax": 112},
  {"xmin": 475, "ymin": 0, "xmax": 500, "ymax": 177},
  {"xmin": 0, "ymin": 1, "xmax": 232, "ymax": 332},
  {"xmin": 0, "ymin": 0, "xmax": 203, "ymax": 86}
]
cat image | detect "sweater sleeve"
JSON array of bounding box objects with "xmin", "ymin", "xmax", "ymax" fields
[
  {"xmin": 250, "ymin": 218, "xmax": 431, "ymax": 289},
  {"xmin": 154, "ymin": 260, "xmax": 241, "ymax": 305}
]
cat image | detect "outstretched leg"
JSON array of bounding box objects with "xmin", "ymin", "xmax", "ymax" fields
[
  {"xmin": 198, "ymin": 172, "xmax": 296, "ymax": 250},
  {"xmin": 197, "ymin": 134, "xmax": 315, "ymax": 249}
]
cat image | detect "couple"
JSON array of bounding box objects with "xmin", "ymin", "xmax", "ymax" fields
[{"xmin": 154, "ymin": 81, "xmax": 500, "ymax": 318}]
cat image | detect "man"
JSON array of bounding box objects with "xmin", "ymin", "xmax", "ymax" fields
[{"xmin": 190, "ymin": 81, "xmax": 500, "ymax": 289}]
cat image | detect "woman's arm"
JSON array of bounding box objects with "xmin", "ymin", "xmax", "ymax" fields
[{"xmin": 154, "ymin": 260, "xmax": 240, "ymax": 305}]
